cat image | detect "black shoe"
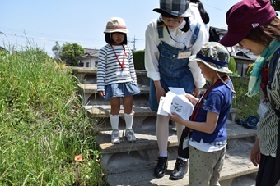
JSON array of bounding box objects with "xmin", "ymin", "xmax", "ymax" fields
[
  {"xmin": 154, "ymin": 157, "xmax": 168, "ymax": 178},
  {"xmin": 169, "ymin": 158, "xmax": 188, "ymax": 180}
]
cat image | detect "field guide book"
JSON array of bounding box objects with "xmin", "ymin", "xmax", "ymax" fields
[{"xmin": 157, "ymin": 87, "xmax": 194, "ymax": 120}]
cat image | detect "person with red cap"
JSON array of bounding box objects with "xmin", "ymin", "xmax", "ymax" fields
[{"xmin": 220, "ymin": 0, "xmax": 280, "ymax": 185}]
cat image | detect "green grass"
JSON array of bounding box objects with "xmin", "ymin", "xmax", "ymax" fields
[
  {"xmin": 231, "ymin": 76, "xmax": 259, "ymax": 120},
  {"xmin": 0, "ymin": 47, "xmax": 105, "ymax": 185}
]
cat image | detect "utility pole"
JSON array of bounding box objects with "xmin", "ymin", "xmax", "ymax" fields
[{"xmin": 130, "ymin": 35, "xmax": 139, "ymax": 51}]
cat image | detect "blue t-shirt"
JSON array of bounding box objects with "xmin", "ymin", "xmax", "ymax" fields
[{"xmin": 191, "ymin": 80, "xmax": 233, "ymax": 143}]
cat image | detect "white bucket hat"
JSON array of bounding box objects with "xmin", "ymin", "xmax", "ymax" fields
[
  {"xmin": 153, "ymin": 0, "xmax": 192, "ymax": 17},
  {"xmin": 194, "ymin": 42, "xmax": 232, "ymax": 74},
  {"xmin": 104, "ymin": 17, "xmax": 128, "ymax": 34}
]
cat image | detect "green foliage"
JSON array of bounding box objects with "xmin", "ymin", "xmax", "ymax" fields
[
  {"xmin": 133, "ymin": 50, "xmax": 145, "ymax": 70},
  {"xmin": 228, "ymin": 57, "xmax": 239, "ymax": 76},
  {"xmin": 61, "ymin": 43, "xmax": 84, "ymax": 66},
  {"xmin": 231, "ymin": 76, "xmax": 259, "ymax": 120},
  {"xmin": 0, "ymin": 48, "xmax": 104, "ymax": 185},
  {"xmin": 245, "ymin": 63, "xmax": 254, "ymax": 77}
]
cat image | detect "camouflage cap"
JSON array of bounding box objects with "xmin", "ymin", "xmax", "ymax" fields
[{"xmin": 195, "ymin": 42, "xmax": 232, "ymax": 74}]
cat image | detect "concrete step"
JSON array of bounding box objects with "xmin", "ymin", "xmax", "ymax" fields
[
  {"xmin": 105, "ymin": 139, "xmax": 258, "ymax": 186},
  {"xmin": 78, "ymin": 83, "xmax": 150, "ymax": 104},
  {"xmin": 85, "ymin": 104, "xmax": 156, "ymax": 118},
  {"xmin": 97, "ymin": 122, "xmax": 257, "ymax": 175},
  {"xmin": 78, "ymin": 83, "xmax": 150, "ymax": 94},
  {"xmin": 72, "ymin": 67, "xmax": 150, "ymax": 85},
  {"xmin": 86, "ymin": 103, "xmax": 239, "ymax": 132},
  {"xmin": 85, "ymin": 104, "xmax": 156, "ymax": 131},
  {"xmin": 72, "ymin": 67, "xmax": 147, "ymax": 76}
]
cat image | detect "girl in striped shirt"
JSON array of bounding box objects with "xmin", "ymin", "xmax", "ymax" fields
[{"xmin": 97, "ymin": 17, "xmax": 140, "ymax": 144}]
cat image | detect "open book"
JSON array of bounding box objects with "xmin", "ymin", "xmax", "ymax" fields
[{"xmin": 157, "ymin": 88, "xmax": 194, "ymax": 121}]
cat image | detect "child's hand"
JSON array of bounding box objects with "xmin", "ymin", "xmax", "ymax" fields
[
  {"xmin": 170, "ymin": 112, "xmax": 183, "ymax": 124},
  {"xmin": 193, "ymin": 87, "xmax": 200, "ymax": 98},
  {"xmin": 98, "ymin": 91, "xmax": 105, "ymax": 98},
  {"xmin": 184, "ymin": 93, "xmax": 195, "ymax": 100},
  {"xmin": 156, "ymin": 87, "xmax": 166, "ymax": 102},
  {"xmin": 184, "ymin": 93, "xmax": 197, "ymax": 105}
]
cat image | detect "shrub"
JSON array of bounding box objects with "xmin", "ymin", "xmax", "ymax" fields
[{"xmin": 133, "ymin": 50, "xmax": 145, "ymax": 70}]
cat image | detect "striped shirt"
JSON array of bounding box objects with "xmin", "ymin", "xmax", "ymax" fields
[
  {"xmin": 96, "ymin": 44, "xmax": 137, "ymax": 91},
  {"xmin": 258, "ymin": 54, "xmax": 280, "ymax": 157}
]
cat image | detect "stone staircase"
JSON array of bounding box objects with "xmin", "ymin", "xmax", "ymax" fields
[{"xmin": 72, "ymin": 66, "xmax": 258, "ymax": 186}]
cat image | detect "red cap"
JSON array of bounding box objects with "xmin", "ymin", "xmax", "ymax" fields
[{"xmin": 220, "ymin": 0, "xmax": 276, "ymax": 47}]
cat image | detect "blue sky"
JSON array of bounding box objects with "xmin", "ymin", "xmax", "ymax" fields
[{"xmin": 0, "ymin": 0, "xmax": 240, "ymax": 56}]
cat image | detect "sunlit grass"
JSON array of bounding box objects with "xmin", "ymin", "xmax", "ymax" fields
[
  {"xmin": 231, "ymin": 76, "xmax": 259, "ymax": 120},
  {"xmin": 0, "ymin": 47, "xmax": 105, "ymax": 185}
]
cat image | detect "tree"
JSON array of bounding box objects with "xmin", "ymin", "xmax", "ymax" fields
[
  {"xmin": 61, "ymin": 43, "xmax": 84, "ymax": 66},
  {"xmin": 52, "ymin": 41, "xmax": 62, "ymax": 60}
]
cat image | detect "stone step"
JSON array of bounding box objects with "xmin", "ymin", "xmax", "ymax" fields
[
  {"xmin": 72, "ymin": 67, "xmax": 148, "ymax": 76},
  {"xmin": 85, "ymin": 104, "xmax": 156, "ymax": 118},
  {"xmin": 78, "ymin": 83, "xmax": 150, "ymax": 104},
  {"xmin": 72, "ymin": 67, "xmax": 149, "ymax": 85},
  {"xmin": 85, "ymin": 104, "xmax": 239, "ymax": 131},
  {"xmin": 97, "ymin": 122, "xmax": 257, "ymax": 175},
  {"xmin": 78, "ymin": 83, "xmax": 150, "ymax": 94},
  {"xmin": 105, "ymin": 139, "xmax": 258, "ymax": 186},
  {"xmin": 85, "ymin": 104, "xmax": 156, "ymax": 131}
]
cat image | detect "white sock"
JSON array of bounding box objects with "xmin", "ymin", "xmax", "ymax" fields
[
  {"xmin": 110, "ymin": 114, "xmax": 119, "ymax": 130},
  {"xmin": 178, "ymin": 156, "xmax": 188, "ymax": 162},
  {"xmin": 156, "ymin": 115, "xmax": 170, "ymax": 157},
  {"xmin": 124, "ymin": 113, "xmax": 133, "ymax": 129}
]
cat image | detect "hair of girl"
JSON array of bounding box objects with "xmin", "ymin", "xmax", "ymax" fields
[
  {"xmin": 245, "ymin": 17, "xmax": 280, "ymax": 47},
  {"xmin": 105, "ymin": 33, "xmax": 128, "ymax": 44},
  {"xmin": 197, "ymin": 1, "xmax": 209, "ymax": 24},
  {"xmin": 190, "ymin": 0, "xmax": 209, "ymax": 24}
]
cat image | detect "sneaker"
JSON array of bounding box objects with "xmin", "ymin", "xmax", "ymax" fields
[
  {"xmin": 169, "ymin": 158, "xmax": 188, "ymax": 180},
  {"xmin": 154, "ymin": 157, "xmax": 168, "ymax": 178},
  {"xmin": 111, "ymin": 129, "xmax": 120, "ymax": 144},
  {"xmin": 125, "ymin": 129, "xmax": 136, "ymax": 142}
]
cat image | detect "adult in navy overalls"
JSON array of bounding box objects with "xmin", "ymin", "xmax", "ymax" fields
[{"xmin": 145, "ymin": 0, "xmax": 209, "ymax": 178}]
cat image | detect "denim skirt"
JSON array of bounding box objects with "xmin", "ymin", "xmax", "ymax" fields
[{"xmin": 104, "ymin": 82, "xmax": 140, "ymax": 100}]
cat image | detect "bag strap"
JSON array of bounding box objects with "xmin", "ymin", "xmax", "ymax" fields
[
  {"xmin": 156, "ymin": 19, "xmax": 164, "ymax": 39},
  {"xmin": 190, "ymin": 23, "xmax": 200, "ymax": 45}
]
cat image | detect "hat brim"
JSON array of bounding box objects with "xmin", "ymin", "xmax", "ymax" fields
[
  {"xmin": 104, "ymin": 29, "xmax": 128, "ymax": 34},
  {"xmin": 153, "ymin": 8, "xmax": 191, "ymax": 17},
  {"xmin": 219, "ymin": 31, "xmax": 249, "ymax": 47},
  {"xmin": 195, "ymin": 58, "xmax": 232, "ymax": 74}
]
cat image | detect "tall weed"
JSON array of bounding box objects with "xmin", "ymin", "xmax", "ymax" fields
[{"xmin": 0, "ymin": 47, "xmax": 104, "ymax": 185}]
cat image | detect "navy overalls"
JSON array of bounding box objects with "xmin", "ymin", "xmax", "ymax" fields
[{"xmin": 149, "ymin": 22, "xmax": 200, "ymax": 111}]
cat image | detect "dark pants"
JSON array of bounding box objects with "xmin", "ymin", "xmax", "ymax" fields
[
  {"xmin": 256, "ymin": 154, "xmax": 280, "ymax": 186},
  {"xmin": 178, "ymin": 127, "xmax": 190, "ymax": 159}
]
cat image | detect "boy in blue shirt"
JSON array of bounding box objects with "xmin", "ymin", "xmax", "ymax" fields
[{"xmin": 170, "ymin": 42, "xmax": 235, "ymax": 185}]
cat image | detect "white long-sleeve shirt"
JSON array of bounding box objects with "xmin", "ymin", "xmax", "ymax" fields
[
  {"xmin": 97, "ymin": 44, "xmax": 137, "ymax": 91},
  {"xmin": 145, "ymin": 17, "xmax": 208, "ymax": 88}
]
